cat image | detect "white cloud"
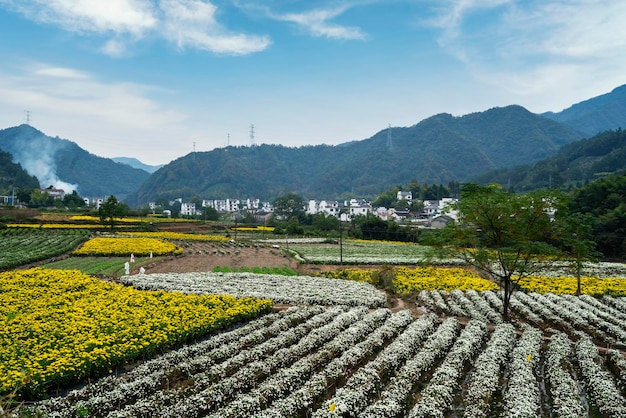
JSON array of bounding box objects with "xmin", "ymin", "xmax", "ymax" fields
[
  {"xmin": 274, "ymin": 6, "xmax": 367, "ymax": 40},
  {"xmin": 423, "ymin": 0, "xmax": 626, "ymax": 111},
  {"xmin": 0, "ymin": 62, "xmax": 186, "ymax": 134},
  {"xmin": 4, "ymin": 0, "xmax": 157, "ymax": 35},
  {"xmin": 0, "ymin": 0, "xmax": 271, "ymax": 56},
  {"xmin": 159, "ymin": 0, "xmax": 271, "ymax": 54}
]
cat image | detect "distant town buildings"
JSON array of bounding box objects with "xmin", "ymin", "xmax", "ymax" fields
[{"xmin": 155, "ymin": 190, "xmax": 458, "ymax": 227}]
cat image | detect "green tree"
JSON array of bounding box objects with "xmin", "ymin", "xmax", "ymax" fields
[
  {"xmin": 434, "ymin": 184, "xmax": 564, "ymax": 320},
  {"xmin": 273, "ymin": 193, "xmax": 305, "ymax": 220},
  {"xmin": 62, "ymin": 190, "xmax": 86, "ymax": 210},
  {"xmin": 98, "ymin": 195, "xmax": 129, "ymax": 229},
  {"xmin": 555, "ymin": 212, "xmax": 600, "ymax": 295}
]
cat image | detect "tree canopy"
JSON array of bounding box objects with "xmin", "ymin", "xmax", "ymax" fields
[{"xmin": 434, "ymin": 184, "xmax": 567, "ymax": 320}]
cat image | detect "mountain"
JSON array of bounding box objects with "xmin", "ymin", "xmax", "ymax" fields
[
  {"xmin": 0, "ymin": 149, "xmax": 40, "ymax": 193},
  {"xmin": 0, "ymin": 125, "xmax": 149, "ymax": 200},
  {"xmin": 471, "ymin": 128, "xmax": 626, "ymax": 191},
  {"xmin": 112, "ymin": 157, "xmax": 163, "ymax": 174},
  {"xmin": 130, "ymin": 105, "xmax": 582, "ymax": 206},
  {"xmin": 543, "ymin": 84, "xmax": 626, "ymax": 136}
]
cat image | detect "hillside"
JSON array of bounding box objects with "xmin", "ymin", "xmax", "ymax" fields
[
  {"xmin": 130, "ymin": 105, "xmax": 581, "ymax": 206},
  {"xmin": 0, "ymin": 125, "xmax": 149, "ymax": 199},
  {"xmin": 0, "ymin": 149, "xmax": 40, "ymax": 193},
  {"xmin": 471, "ymin": 128, "xmax": 626, "ymax": 191},
  {"xmin": 543, "ymin": 84, "xmax": 626, "ymax": 136}
]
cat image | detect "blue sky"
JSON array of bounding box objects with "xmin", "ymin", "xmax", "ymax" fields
[{"xmin": 0, "ymin": 0, "xmax": 624, "ymax": 166}]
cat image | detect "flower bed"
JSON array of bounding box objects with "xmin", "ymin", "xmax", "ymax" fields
[
  {"xmin": 121, "ymin": 272, "xmax": 387, "ymax": 308},
  {"xmin": 394, "ymin": 266, "xmax": 498, "ymax": 294},
  {"xmin": 73, "ymin": 237, "xmax": 182, "ymax": 256},
  {"xmin": 0, "ymin": 268, "xmax": 272, "ymax": 398},
  {"xmin": 116, "ymin": 231, "xmax": 230, "ymax": 242},
  {"xmin": 517, "ymin": 274, "xmax": 626, "ymax": 296}
]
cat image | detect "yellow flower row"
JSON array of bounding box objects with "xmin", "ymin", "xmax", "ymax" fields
[
  {"xmin": 322, "ymin": 268, "xmax": 378, "ymax": 285},
  {"xmin": 116, "ymin": 231, "xmax": 230, "ymax": 242},
  {"xmin": 73, "ymin": 237, "xmax": 182, "ymax": 256},
  {"xmin": 70, "ymin": 215, "xmax": 199, "ymax": 224},
  {"xmin": 232, "ymin": 226, "xmax": 275, "ymax": 232},
  {"xmin": 393, "ymin": 266, "xmax": 498, "ymax": 294},
  {"xmin": 516, "ymin": 275, "xmax": 626, "ymax": 296},
  {"xmin": 0, "ymin": 268, "xmax": 272, "ymax": 397}
]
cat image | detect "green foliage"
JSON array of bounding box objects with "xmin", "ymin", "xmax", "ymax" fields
[
  {"xmin": 98, "ymin": 195, "xmax": 129, "ymax": 229},
  {"xmin": 569, "ymin": 173, "xmax": 626, "ymax": 259},
  {"xmin": 435, "ymin": 184, "xmax": 566, "ymax": 319}
]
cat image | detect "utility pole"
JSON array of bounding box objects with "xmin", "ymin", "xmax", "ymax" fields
[
  {"xmin": 386, "ymin": 124, "xmax": 392, "ymax": 150},
  {"xmin": 24, "ymin": 110, "xmax": 32, "ymax": 125},
  {"xmin": 250, "ymin": 124, "xmax": 255, "ymax": 147}
]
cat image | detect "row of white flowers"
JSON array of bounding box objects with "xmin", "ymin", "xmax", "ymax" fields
[
  {"xmin": 575, "ymin": 336, "xmax": 626, "ymax": 416},
  {"xmin": 542, "ymin": 293, "xmax": 617, "ymax": 345},
  {"xmin": 556, "ymin": 294, "xmax": 626, "ymax": 344},
  {"xmin": 501, "ymin": 325, "xmax": 543, "ymax": 417},
  {"xmin": 408, "ymin": 320, "xmax": 488, "ymax": 418},
  {"xmin": 533, "ymin": 261, "xmax": 626, "ymax": 278},
  {"xmin": 463, "ymin": 322, "xmax": 517, "ymax": 417},
  {"xmin": 313, "ymin": 312, "xmax": 439, "ymax": 417},
  {"xmin": 113, "ymin": 306, "xmax": 365, "ymax": 417},
  {"xmin": 213, "ymin": 309, "xmax": 418, "ymax": 418},
  {"xmin": 361, "ymin": 318, "xmax": 462, "ymax": 417},
  {"xmin": 121, "ymin": 271, "xmax": 387, "ymax": 307},
  {"xmin": 545, "ymin": 332, "xmax": 586, "ymax": 417}
]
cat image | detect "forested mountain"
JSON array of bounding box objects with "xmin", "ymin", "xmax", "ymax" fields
[
  {"xmin": 130, "ymin": 105, "xmax": 581, "ymax": 206},
  {"xmin": 0, "ymin": 149, "xmax": 40, "ymax": 193},
  {"xmin": 112, "ymin": 157, "xmax": 163, "ymax": 174},
  {"xmin": 543, "ymin": 84, "xmax": 626, "ymax": 136},
  {"xmin": 0, "ymin": 125, "xmax": 149, "ymax": 199},
  {"xmin": 471, "ymin": 129, "xmax": 626, "ymax": 192}
]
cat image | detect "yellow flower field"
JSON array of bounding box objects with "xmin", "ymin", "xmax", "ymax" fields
[
  {"xmin": 393, "ymin": 266, "xmax": 498, "ymax": 294},
  {"xmin": 116, "ymin": 231, "xmax": 230, "ymax": 242},
  {"xmin": 0, "ymin": 268, "xmax": 272, "ymax": 397},
  {"xmin": 74, "ymin": 237, "xmax": 182, "ymax": 256},
  {"xmin": 324, "ymin": 266, "xmax": 498, "ymax": 293},
  {"xmin": 516, "ymin": 275, "xmax": 626, "ymax": 296}
]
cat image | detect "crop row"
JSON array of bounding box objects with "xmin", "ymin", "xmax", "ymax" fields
[
  {"xmin": 0, "ymin": 229, "xmax": 88, "ymax": 269},
  {"xmin": 28, "ymin": 305, "xmax": 626, "ymax": 417},
  {"xmin": 121, "ymin": 271, "xmax": 388, "ymax": 308},
  {"xmin": 418, "ymin": 289, "xmax": 626, "ymax": 347}
]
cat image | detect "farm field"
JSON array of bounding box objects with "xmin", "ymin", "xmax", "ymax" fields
[{"xmin": 3, "ymin": 230, "xmax": 626, "ymax": 416}]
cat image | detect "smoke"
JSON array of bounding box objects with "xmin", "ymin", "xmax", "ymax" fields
[{"xmin": 7, "ymin": 128, "xmax": 79, "ymax": 193}]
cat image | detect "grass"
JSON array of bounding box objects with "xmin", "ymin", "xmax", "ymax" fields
[
  {"xmin": 42, "ymin": 256, "xmax": 159, "ymax": 278},
  {"xmin": 211, "ymin": 266, "xmax": 298, "ymax": 276}
]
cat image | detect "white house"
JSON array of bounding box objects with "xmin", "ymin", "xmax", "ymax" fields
[
  {"xmin": 397, "ymin": 191, "xmax": 413, "ymax": 202},
  {"xmin": 180, "ymin": 202, "xmax": 197, "ymax": 216}
]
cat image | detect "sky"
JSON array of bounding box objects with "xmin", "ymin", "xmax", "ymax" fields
[{"xmin": 0, "ymin": 0, "xmax": 625, "ymax": 166}]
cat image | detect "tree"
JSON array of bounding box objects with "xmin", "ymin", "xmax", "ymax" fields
[
  {"xmin": 434, "ymin": 184, "xmax": 564, "ymax": 320},
  {"xmin": 556, "ymin": 212, "xmax": 600, "ymax": 295},
  {"xmin": 99, "ymin": 195, "xmax": 129, "ymax": 229},
  {"xmin": 272, "ymin": 193, "xmax": 305, "ymax": 220},
  {"xmin": 63, "ymin": 190, "xmax": 86, "ymax": 210}
]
